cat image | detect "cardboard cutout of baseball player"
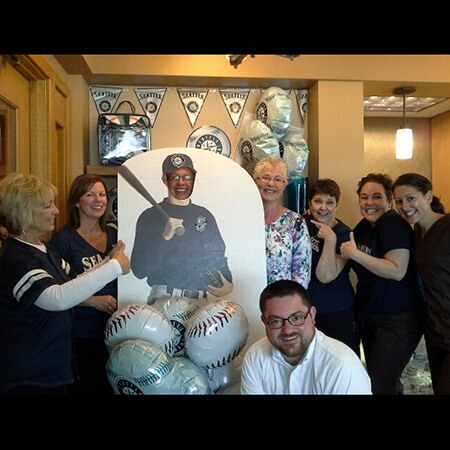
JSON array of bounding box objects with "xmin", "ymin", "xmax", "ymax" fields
[{"xmin": 118, "ymin": 148, "xmax": 267, "ymax": 351}]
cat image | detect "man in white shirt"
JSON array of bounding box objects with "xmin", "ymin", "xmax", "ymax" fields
[{"xmin": 241, "ymin": 279, "xmax": 372, "ymax": 394}]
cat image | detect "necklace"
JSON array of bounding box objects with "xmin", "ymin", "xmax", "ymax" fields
[{"xmin": 77, "ymin": 228, "xmax": 105, "ymax": 247}]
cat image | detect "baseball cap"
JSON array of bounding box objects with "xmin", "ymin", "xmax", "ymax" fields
[{"xmin": 162, "ymin": 153, "xmax": 197, "ymax": 175}]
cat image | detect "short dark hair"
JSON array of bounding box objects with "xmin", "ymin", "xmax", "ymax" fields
[
  {"xmin": 259, "ymin": 280, "xmax": 311, "ymax": 314},
  {"xmin": 308, "ymin": 178, "xmax": 341, "ymax": 203},
  {"xmin": 357, "ymin": 173, "xmax": 393, "ymax": 202}
]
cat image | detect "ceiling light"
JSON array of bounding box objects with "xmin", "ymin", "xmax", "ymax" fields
[
  {"xmin": 394, "ymin": 86, "xmax": 415, "ymax": 159},
  {"xmin": 364, "ymin": 95, "xmax": 446, "ymax": 112}
]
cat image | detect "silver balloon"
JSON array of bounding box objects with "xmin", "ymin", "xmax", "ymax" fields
[
  {"xmin": 106, "ymin": 339, "xmax": 185, "ymax": 395},
  {"xmin": 237, "ymin": 119, "xmax": 279, "ymax": 164},
  {"xmin": 152, "ymin": 297, "xmax": 199, "ymax": 356},
  {"xmin": 256, "ymin": 87, "xmax": 292, "ymax": 141},
  {"xmin": 208, "ymin": 354, "xmax": 243, "ymax": 393},
  {"xmin": 174, "ymin": 356, "xmax": 213, "ymax": 395},
  {"xmin": 104, "ymin": 303, "xmax": 176, "ymax": 356},
  {"xmin": 281, "ymin": 127, "xmax": 309, "ymax": 181}
]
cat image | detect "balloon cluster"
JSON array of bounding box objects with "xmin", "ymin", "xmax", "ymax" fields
[
  {"xmin": 237, "ymin": 86, "xmax": 309, "ymax": 181},
  {"xmin": 104, "ymin": 298, "xmax": 249, "ymax": 395}
]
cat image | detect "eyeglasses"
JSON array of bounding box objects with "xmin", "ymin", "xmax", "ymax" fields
[
  {"xmin": 258, "ymin": 175, "xmax": 286, "ymax": 185},
  {"xmin": 264, "ymin": 308, "xmax": 311, "ymax": 329},
  {"xmin": 167, "ymin": 174, "xmax": 194, "ymax": 182}
]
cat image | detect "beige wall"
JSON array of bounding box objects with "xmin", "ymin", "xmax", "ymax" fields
[
  {"xmin": 364, "ymin": 117, "xmax": 431, "ymax": 182},
  {"xmin": 431, "ymin": 111, "xmax": 450, "ymax": 212},
  {"xmin": 309, "ymin": 81, "xmax": 365, "ymax": 228}
]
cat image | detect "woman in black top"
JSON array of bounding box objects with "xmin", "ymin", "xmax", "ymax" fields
[{"xmin": 340, "ymin": 173, "xmax": 423, "ymax": 395}]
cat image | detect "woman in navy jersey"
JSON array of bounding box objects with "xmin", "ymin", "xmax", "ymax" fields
[
  {"xmin": 51, "ymin": 173, "xmax": 119, "ymax": 395},
  {"xmin": 303, "ymin": 178, "xmax": 360, "ymax": 356},
  {"xmin": 0, "ymin": 173, "xmax": 129, "ymax": 395}
]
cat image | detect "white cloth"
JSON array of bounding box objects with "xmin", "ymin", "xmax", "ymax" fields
[
  {"xmin": 241, "ymin": 329, "xmax": 372, "ymax": 395},
  {"xmin": 35, "ymin": 258, "xmax": 122, "ymax": 311}
]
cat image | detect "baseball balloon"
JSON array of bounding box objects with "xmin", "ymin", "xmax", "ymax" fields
[
  {"xmin": 106, "ymin": 339, "xmax": 185, "ymax": 395},
  {"xmin": 256, "ymin": 86, "xmax": 292, "ymax": 141},
  {"xmin": 237, "ymin": 119, "xmax": 279, "ymax": 164},
  {"xmin": 174, "ymin": 356, "xmax": 213, "ymax": 395},
  {"xmin": 152, "ymin": 296, "xmax": 200, "ymax": 356},
  {"xmin": 207, "ymin": 354, "xmax": 243, "ymax": 393},
  {"xmin": 104, "ymin": 303, "xmax": 175, "ymax": 356},
  {"xmin": 185, "ymin": 300, "xmax": 249, "ymax": 370}
]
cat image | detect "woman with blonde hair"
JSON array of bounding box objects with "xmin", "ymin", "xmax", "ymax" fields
[
  {"xmin": 253, "ymin": 156, "xmax": 311, "ymax": 289},
  {"xmin": 0, "ymin": 172, "xmax": 130, "ymax": 395}
]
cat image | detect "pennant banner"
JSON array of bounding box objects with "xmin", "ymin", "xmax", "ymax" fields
[
  {"xmin": 219, "ymin": 88, "xmax": 250, "ymax": 128},
  {"xmin": 89, "ymin": 86, "xmax": 123, "ymax": 114},
  {"xmin": 134, "ymin": 88, "xmax": 167, "ymax": 128},
  {"xmin": 295, "ymin": 89, "xmax": 308, "ymax": 123},
  {"xmin": 177, "ymin": 88, "xmax": 209, "ymax": 128}
]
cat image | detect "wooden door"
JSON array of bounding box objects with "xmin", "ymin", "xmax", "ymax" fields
[
  {"xmin": 0, "ymin": 56, "xmax": 30, "ymax": 177},
  {"xmin": 0, "ymin": 55, "xmax": 71, "ymax": 238}
]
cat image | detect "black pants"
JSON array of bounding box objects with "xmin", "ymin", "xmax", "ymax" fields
[
  {"xmin": 424, "ymin": 339, "xmax": 450, "ymax": 395},
  {"xmin": 68, "ymin": 338, "xmax": 113, "ymax": 395},
  {"xmin": 314, "ymin": 304, "xmax": 361, "ymax": 358},
  {"xmin": 360, "ymin": 310, "xmax": 423, "ymax": 395}
]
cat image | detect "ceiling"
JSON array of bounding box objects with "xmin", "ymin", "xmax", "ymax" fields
[
  {"xmin": 53, "ymin": 54, "xmax": 450, "ymax": 119},
  {"xmin": 364, "ymin": 95, "xmax": 448, "ymax": 113}
]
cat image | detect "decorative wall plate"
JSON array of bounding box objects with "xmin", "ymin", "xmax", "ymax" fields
[{"xmin": 186, "ymin": 125, "xmax": 231, "ymax": 157}]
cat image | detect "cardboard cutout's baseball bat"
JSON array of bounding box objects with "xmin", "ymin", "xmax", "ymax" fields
[{"xmin": 119, "ymin": 165, "xmax": 185, "ymax": 236}]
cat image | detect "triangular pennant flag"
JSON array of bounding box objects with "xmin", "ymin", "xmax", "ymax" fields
[
  {"xmin": 89, "ymin": 86, "xmax": 123, "ymax": 114},
  {"xmin": 177, "ymin": 88, "xmax": 209, "ymax": 128},
  {"xmin": 134, "ymin": 88, "xmax": 167, "ymax": 128},
  {"xmin": 219, "ymin": 88, "xmax": 250, "ymax": 128},
  {"xmin": 295, "ymin": 89, "xmax": 308, "ymax": 123}
]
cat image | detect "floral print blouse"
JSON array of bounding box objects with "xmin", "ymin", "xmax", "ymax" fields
[{"xmin": 265, "ymin": 209, "xmax": 311, "ymax": 289}]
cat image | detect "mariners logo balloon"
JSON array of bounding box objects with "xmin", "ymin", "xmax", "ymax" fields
[
  {"xmin": 106, "ymin": 339, "xmax": 185, "ymax": 395},
  {"xmin": 256, "ymin": 86, "xmax": 292, "ymax": 141},
  {"xmin": 152, "ymin": 296, "xmax": 199, "ymax": 356}
]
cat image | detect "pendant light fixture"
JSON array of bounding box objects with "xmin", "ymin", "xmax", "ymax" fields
[{"xmin": 394, "ymin": 86, "xmax": 416, "ymax": 159}]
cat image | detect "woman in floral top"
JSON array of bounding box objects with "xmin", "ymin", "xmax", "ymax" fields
[{"xmin": 253, "ymin": 156, "xmax": 311, "ymax": 288}]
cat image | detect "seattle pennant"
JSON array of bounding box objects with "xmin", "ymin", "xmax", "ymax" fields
[
  {"xmin": 219, "ymin": 88, "xmax": 250, "ymax": 128},
  {"xmin": 134, "ymin": 88, "xmax": 167, "ymax": 128},
  {"xmin": 89, "ymin": 86, "xmax": 123, "ymax": 114},
  {"xmin": 177, "ymin": 88, "xmax": 209, "ymax": 128}
]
